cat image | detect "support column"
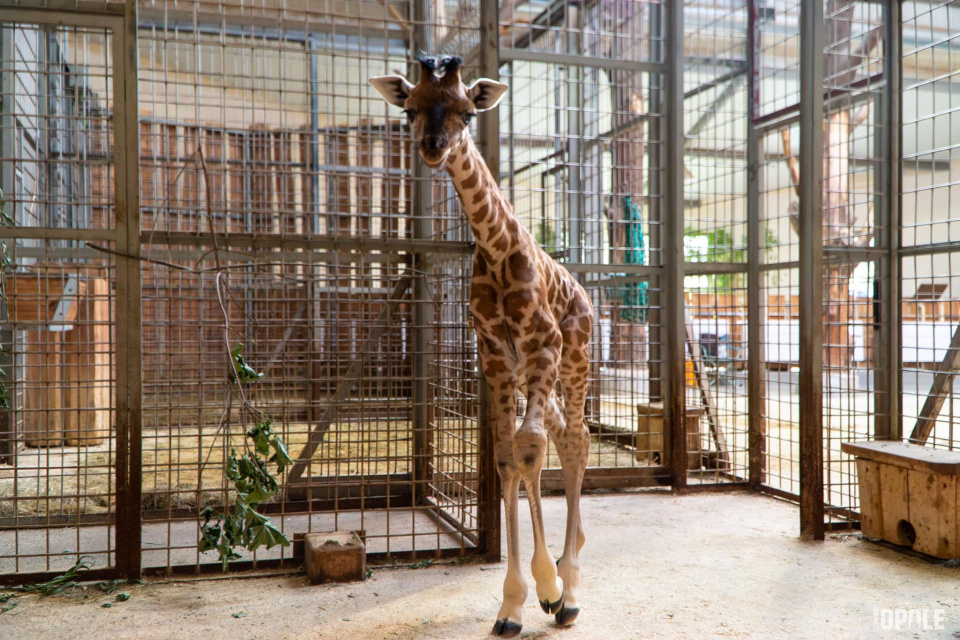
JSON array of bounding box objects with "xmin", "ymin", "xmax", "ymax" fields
[
  {"xmin": 875, "ymin": 0, "xmax": 901, "ymax": 442},
  {"xmin": 664, "ymin": 0, "xmax": 687, "ymax": 491},
  {"xmin": 477, "ymin": 0, "xmax": 501, "ymax": 562},
  {"xmin": 798, "ymin": 0, "xmax": 825, "ymax": 541},
  {"xmin": 411, "ymin": 0, "xmax": 434, "ymax": 507},
  {"xmin": 0, "ymin": 24, "xmax": 17, "ymax": 465},
  {"xmin": 115, "ymin": 0, "xmax": 143, "ymax": 578},
  {"xmin": 746, "ymin": 0, "xmax": 767, "ymax": 489},
  {"xmin": 566, "ymin": 6, "xmax": 583, "ymax": 268}
]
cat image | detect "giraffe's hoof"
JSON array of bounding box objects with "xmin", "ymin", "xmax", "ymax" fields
[
  {"xmin": 539, "ymin": 596, "xmax": 563, "ymax": 615},
  {"xmin": 491, "ymin": 618, "xmax": 523, "ymax": 638},
  {"xmin": 554, "ymin": 603, "xmax": 580, "ymax": 627}
]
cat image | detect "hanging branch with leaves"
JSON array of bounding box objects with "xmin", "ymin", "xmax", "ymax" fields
[{"xmin": 192, "ymin": 149, "xmax": 293, "ymax": 569}]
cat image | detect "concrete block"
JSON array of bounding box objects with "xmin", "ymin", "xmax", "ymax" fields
[{"xmin": 304, "ymin": 530, "xmax": 365, "ymax": 584}]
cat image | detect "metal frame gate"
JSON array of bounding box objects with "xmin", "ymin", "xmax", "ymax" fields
[{"xmin": 0, "ymin": 0, "xmax": 140, "ymax": 582}]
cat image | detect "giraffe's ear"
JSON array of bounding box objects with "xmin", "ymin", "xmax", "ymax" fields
[
  {"xmin": 369, "ymin": 75, "xmax": 415, "ymax": 108},
  {"xmin": 467, "ymin": 79, "xmax": 508, "ymax": 112}
]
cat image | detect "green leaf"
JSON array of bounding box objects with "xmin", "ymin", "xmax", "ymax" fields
[
  {"xmin": 232, "ymin": 612, "xmax": 246, "ymax": 619},
  {"xmin": 246, "ymin": 420, "xmax": 273, "ymax": 456},
  {"xmin": 269, "ymin": 437, "xmax": 293, "ymax": 473},
  {"xmin": 230, "ymin": 344, "xmax": 263, "ymax": 384},
  {"xmin": 116, "ymin": 593, "xmax": 130, "ymax": 602},
  {"xmin": 246, "ymin": 520, "xmax": 290, "ymax": 552},
  {"xmin": 11, "ymin": 557, "xmax": 92, "ymax": 595}
]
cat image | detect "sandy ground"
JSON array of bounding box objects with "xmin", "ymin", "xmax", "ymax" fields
[{"xmin": 3, "ymin": 490, "xmax": 960, "ymax": 640}]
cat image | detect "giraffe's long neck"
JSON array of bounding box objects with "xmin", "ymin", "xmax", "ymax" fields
[{"xmin": 445, "ymin": 134, "xmax": 518, "ymax": 264}]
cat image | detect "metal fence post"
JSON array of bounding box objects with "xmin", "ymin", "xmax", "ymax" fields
[
  {"xmin": 798, "ymin": 0, "xmax": 825, "ymax": 541},
  {"xmin": 875, "ymin": 0, "xmax": 901, "ymax": 443},
  {"xmin": 665, "ymin": 0, "xmax": 687, "ymax": 491},
  {"xmin": 746, "ymin": 0, "xmax": 767, "ymax": 489},
  {"xmin": 112, "ymin": 0, "xmax": 143, "ymax": 578},
  {"xmin": 477, "ymin": 0, "xmax": 501, "ymax": 562}
]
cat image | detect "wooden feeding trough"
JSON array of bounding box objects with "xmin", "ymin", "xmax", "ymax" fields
[
  {"xmin": 5, "ymin": 270, "xmax": 111, "ymax": 448},
  {"xmin": 842, "ymin": 440, "xmax": 960, "ymax": 559}
]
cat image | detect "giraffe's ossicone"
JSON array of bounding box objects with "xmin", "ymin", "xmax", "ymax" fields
[{"xmin": 371, "ymin": 54, "xmax": 593, "ymax": 639}]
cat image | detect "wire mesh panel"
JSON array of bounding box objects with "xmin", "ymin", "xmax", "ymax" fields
[
  {"xmin": 901, "ymin": 2, "xmax": 960, "ymax": 454},
  {"xmin": 818, "ymin": 0, "xmax": 887, "ymax": 526},
  {"xmin": 0, "ymin": 16, "xmax": 127, "ymax": 578},
  {"xmin": 499, "ymin": 1, "xmax": 669, "ymax": 486},
  {"xmin": 132, "ymin": 0, "xmax": 488, "ymax": 573},
  {"xmin": 683, "ymin": 1, "xmax": 750, "ymax": 484},
  {"xmin": 755, "ymin": 1, "xmax": 804, "ymax": 499},
  {"xmin": 760, "ymin": 267, "xmax": 800, "ymax": 495}
]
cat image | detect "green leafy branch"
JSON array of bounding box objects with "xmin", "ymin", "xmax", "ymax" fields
[
  {"xmin": 198, "ymin": 355, "xmax": 292, "ymax": 568},
  {"xmin": 195, "ymin": 146, "xmax": 292, "ymax": 569}
]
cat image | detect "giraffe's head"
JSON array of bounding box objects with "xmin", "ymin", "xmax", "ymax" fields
[{"xmin": 369, "ymin": 53, "xmax": 508, "ymax": 169}]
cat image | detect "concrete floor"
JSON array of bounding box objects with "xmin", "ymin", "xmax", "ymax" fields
[{"xmin": 3, "ymin": 491, "xmax": 960, "ymax": 639}]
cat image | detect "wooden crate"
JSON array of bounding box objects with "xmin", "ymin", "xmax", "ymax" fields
[
  {"xmin": 8, "ymin": 270, "xmax": 110, "ymax": 448},
  {"xmin": 842, "ymin": 440, "xmax": 960, "ymax": 559},
  {"xmin": 636, "ymin": 402, "xmax": 703, "ymax": 470}
]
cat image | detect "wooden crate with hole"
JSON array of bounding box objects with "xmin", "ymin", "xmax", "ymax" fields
[{"xmin": 842, "ymin": 440, "xmax": 960, "ymax": 559}]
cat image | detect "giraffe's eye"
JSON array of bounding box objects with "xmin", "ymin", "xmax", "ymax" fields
[
  {"xmin": 402, "ymin": 109, "xmax": 416, "ymax": 122},
  {"xmin": 463, "ymin": 113, "xmax": 476, "ymax": 125}
]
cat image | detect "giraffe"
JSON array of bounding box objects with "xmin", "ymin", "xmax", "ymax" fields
[{"xmin": 370, "ymin": 54, "xmax": 593, "ymax": 638}]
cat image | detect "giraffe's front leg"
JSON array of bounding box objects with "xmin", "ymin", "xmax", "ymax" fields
[
  {"xmin": 473, "ymin": 326, "xmax": 526, "ymax": 639},
  {"xmin": 514, "ymin": 340, "xmax": 564, "ymax": 618},
  {"xmin": 491, "ymin": 434, "xmax": 526, "ymax": 639}
]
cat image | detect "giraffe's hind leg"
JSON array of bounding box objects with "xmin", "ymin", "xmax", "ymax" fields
[{"xmin": 550, "ymin": 302, "xmax": 593, "ymax": 627}]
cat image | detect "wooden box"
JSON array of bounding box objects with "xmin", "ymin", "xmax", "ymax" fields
[
  {"xmin": 635, "ymin": 402, "xmax": 703, "ymax": 470},
  {"xmin": 842, "ymin": 440, "xmax": 960, "ymax": 559}
]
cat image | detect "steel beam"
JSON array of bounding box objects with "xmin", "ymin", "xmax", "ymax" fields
[{"xmin": 499, "ymin": 48, "xmax": 665, "ymax": 74}]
